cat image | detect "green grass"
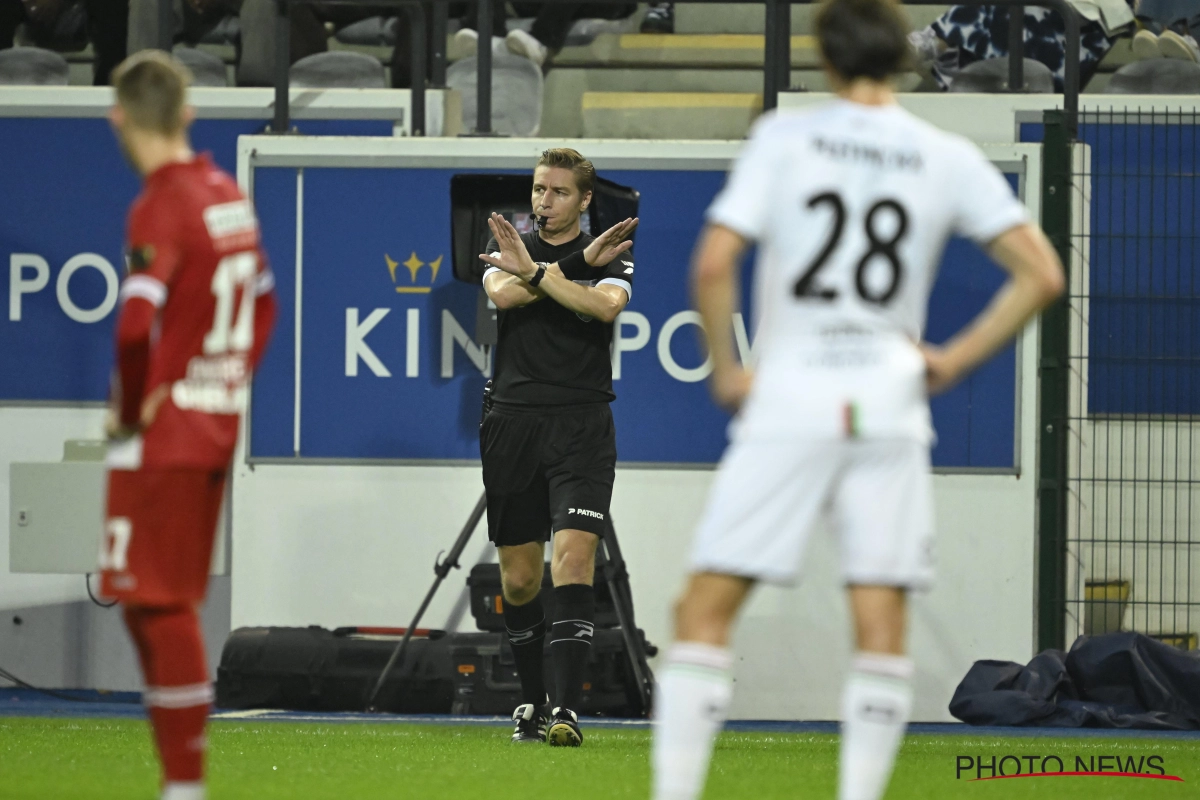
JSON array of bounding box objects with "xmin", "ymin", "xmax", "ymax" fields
[{"xmin": 0, "ymin": 717, "xmax": 1195, "ymax": 799}]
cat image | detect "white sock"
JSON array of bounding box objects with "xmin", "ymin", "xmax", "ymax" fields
[
  {"xmin": 161, "ymin": 782, "xmax": 205, "ymax": 800},
  {"xmin": 651, "ymin": 642, "xmax": 734, "ymax": 800},
  {"xmin": 838, "ymin": 653, "xmax": 914, "ymax": 800}
]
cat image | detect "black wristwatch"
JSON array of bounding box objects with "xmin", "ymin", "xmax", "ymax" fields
[{"xmin": 528, "ymin": 262, "xmax": 548, "ymax": 287}]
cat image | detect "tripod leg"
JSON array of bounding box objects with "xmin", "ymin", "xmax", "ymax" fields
[
  {"xmin": 601, "ymin": 525, "xmax": 654, "ymax": 714},
  {"xmin": 366, "ymin": 491, "xmax": 487, "ymax": 711}
]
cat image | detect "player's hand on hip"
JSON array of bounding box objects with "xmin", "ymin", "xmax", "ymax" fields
[
  {"xmin": 104, "ymin": 407, "xmax": 139, "ymax": 441},
  {"xmin": 584, "ymin": 218, "xmax": 639, "ymax": 267},
  {"xmin": 710, "ymin": 366, "xmax": 754, "ymax": 412},
  {"xmin": 479, "ymin": 213, "xmax": 538, "ymax": 281},
  {"xmin": 140, "ymin": 384, "xmax": 172, "ymax": 428},
  {"xmin": 921, "ymin": 344, "xmax": 963, "ymax": 396}
]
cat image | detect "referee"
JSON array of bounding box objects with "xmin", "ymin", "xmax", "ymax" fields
[{"xmin": 477, "ymin": 148, "xmax": 637, "ymax": 747}]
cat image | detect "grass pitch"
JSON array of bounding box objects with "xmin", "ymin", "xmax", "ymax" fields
[{"xmin": 0, "ymin": 717, "xmax": 1195, "ymax": 799}]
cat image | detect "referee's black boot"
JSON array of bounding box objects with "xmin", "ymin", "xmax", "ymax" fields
[
  {"xmin": 511, "ymin": 703, "xmax": 548, "ymax": 743},
  {"xmin": 547, "ymin": 707, "xmax": 583, "ymax": 747}
]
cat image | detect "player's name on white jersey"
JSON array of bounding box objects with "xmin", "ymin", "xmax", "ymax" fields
[{"xmin": 813, "ymin": 135, "xmax": 924, "ymax": 172}]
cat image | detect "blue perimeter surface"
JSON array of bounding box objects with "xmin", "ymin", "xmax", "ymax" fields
[{"xmin": 4, "ymin": 689, "xmax": 1199, "ymax": 740}]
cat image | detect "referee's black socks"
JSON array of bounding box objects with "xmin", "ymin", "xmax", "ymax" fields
[
  {"xmin": 550, "ymin": 583, "xmax": 596, "ymax": 712},
  {"xmin": 503, "ymin": 597, "xmax": 548, "ymax": 708}
]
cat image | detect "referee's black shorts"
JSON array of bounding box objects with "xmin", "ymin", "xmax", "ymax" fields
[{"xmin": 479, "ymin": 401, "xmax": 616, "ymax": 546}]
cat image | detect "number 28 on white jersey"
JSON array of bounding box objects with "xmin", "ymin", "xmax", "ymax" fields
[{"xmin": 706, "ymin": 101, "xmax": 1029, "ymax": 441}]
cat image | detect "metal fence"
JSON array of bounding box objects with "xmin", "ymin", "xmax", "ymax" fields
[
  {"xmin": 1041, "ymin": 108, "xmax": 1200, "ymax": 651},
  {"xmin": 264, "ymin": 0, "xmax": 1082, "ymax": 136}
]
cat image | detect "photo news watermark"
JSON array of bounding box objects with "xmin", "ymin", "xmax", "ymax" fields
[{"xmin": 955, "ymin": 753, "xmax": 1184, "ymax": 782}]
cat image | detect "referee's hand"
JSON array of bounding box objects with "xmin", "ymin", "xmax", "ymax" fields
[
  {"xmin": 480, "ymin": 213, "xmax": 539, "ymax": 281},
  {"xmin": 583, "ymin": 218, "xmax": 639, "ymax": 267}
]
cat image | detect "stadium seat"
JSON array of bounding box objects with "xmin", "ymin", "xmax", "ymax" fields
[
  {"xmin": 334, "ymin": 16, "xmax": 399, "ymax": 47},
  {"xmin": 198, "ymin": 15, "xmax": 241, "ymax": 46},
  {"xmin": 173, "ymin": 46, "xmax": 229, "ymax": 87},
  {"xmin": 581, "ymin": 91, "xmax": 760, "ymax": 138},
  {"xmin": 289, "ymin": 51, "xmax": 387, "ymax": 89},
  {"xmin": 506, "ymin": 16, "xmax": 626, "ymax": 48},
  {"xmin": 1107, "ymin": 59, "xmax": 1200, "ymax": 93},
  {"xmin": 948, "ymin": 57, "xmax": 1055, "ymax": 93},
  {"xmin": 448, "ymin": 45, "xmax": 543, "ymax": 136},
  {"xmin": 0, "ymin": 47, "xmax": 70, "ymax": 86}
]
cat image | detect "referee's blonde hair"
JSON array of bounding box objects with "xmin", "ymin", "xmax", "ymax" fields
[
  {"xmin": 112, "ymin": 51, "xmax": 192, "ymax": 135},
  {"xmin": 536, "ymin": 148, "xmax": 596, "ymax": 196}
]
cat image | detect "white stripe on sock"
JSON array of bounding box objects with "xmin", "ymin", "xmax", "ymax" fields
[
  {"xmin": 838, "ymin": 653, "xmax": 913, "ymax": 800},
  {"xmin": 850, "ymin": 652, "xmax": 914, "ymax": 681},
  {"xmin": 144, "ymin": 682, "xmax": 214, "ymax": 709},
  {"xmin": 652, "ymin": 643, "xmax": 734, "ymax": 800},
  {"xmin": 665, "ymin": 642, "xmax": 734, "ymax": 673},
  {"xmin": 161, "ymin": 781, "xmax": 206, "ymax": 800}
]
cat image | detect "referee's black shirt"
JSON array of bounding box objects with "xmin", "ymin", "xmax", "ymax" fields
[{"xmin": 484, "ymin": 230, "xmax": 635, "ymax": 405}]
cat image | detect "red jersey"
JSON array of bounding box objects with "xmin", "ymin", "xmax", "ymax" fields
[{"xmin": 108, "ymin": 154, "xmax": 277, "ymax": 471}]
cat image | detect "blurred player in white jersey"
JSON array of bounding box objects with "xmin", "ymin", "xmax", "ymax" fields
[{"xmin": 650, "ymin": 0, "xmax": 1065, "ymax": 799}]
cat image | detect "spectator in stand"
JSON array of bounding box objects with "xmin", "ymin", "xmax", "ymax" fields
[
  {"xmin": 1131, "ymin": 0, "xmax": 1199, "ymax": 60},
  {"xmin": 908, "ymin": 0, "xmax": 1138, "ymax": 90},
  {"xmin": 0, "ymin": 0, "xmax": 128, "ymax": 83},
  {"xmin": 128, "ymin": 0, "xmax": 442, "ymax": 87},
  {"xmin": 504, "ymin": 2, "xmax": 636, "ymax": 67},
  {"xmin": 128, "ymin": 0, "xmax": 247, "ymax": 75},
  {"xmin": 641, "ymin": 3, "xmax": 674, "ymax": 33}
]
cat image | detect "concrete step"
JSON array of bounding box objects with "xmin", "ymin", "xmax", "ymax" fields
[
  {"xmin": 675, "ymin": 3, "xmax": 950, "ymax": 35},
  {"xmin": 581, "ymin": 90, "xmax": 762, "ymax": 138},
  {"xmin": 556, "ymin": 32, "xmax": 822, "ymax": 68},
  {"xmin": 542, "ymin": 68, "xmax": 923, "ymax": 136}
]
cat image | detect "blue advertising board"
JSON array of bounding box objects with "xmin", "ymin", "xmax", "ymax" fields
[
  {"xmin": 1020, "ymin": 119, "xmax": 1200, "ymax": 415},
  {"xmin": 1, "ymin": 120, "xmax": 1029, "ymax": 468},
  {"xmin": 247, "ymin": 162, "xmax": 1022, "ymax": 467},
  {"xmin": 0, "ymin": 117, "xmax": 392, "ymax": 403}
]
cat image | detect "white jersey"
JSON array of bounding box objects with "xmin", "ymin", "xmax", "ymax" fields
[{"xmin": 707, "ymin": 100, "xmax": 1029, "ymax": 442}]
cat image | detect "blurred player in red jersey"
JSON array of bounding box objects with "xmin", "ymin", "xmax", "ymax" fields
[{"xmin": 98, "ymin": 51, "xmax": 277, "ymax": 800}]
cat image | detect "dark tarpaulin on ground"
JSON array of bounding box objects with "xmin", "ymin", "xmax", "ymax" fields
[{"xmin": 950, "ymin": 632, "xmax": 1200, "ymax": 730}]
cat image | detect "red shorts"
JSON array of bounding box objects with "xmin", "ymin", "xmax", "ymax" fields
[{"xmin": 100, "ymin": 468, "xmax": 227, "ymax": 606}]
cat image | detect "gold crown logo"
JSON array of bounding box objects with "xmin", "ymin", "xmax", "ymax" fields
[{"xmin": 386, "ymin": 251, "xmax": 443, "ymax": 294}]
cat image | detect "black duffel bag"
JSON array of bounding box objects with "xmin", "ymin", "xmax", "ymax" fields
[{"xmin": 215, "ymin": 626, "xmax": 454, "ymax": 714}]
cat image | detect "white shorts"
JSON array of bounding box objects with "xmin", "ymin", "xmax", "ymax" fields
[{"xmin": 690, "ymin": 438, "xmax": 935, "ymax": 588}]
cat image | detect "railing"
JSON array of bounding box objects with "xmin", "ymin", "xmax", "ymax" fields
[{"xmin": 256, "ymin": 0, "xmax": 1079, "ymax": 137}]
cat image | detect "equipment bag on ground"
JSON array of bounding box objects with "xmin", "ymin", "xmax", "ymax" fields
[{"xmin": 216, "ymin": 626, "xmax": 455, "ymax": 713}]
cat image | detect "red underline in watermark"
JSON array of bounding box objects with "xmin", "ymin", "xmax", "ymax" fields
[{"xmin": 972, "ymin": 771, "xmax": 1184, "ymax": 783}]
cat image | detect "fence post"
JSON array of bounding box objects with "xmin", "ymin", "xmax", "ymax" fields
[
  {"xmin": 272, "ymin": 0, "xmax": 291, "ymax": 134},
  {"xmin": 1037, "ymin": 109, "xmax": 1073, "ymax": 652},
  {"xmin": 475, "ymin": 0, "xmax": 493, "ymax": 134},
  {"xmin": 1007, "ymin": 5, "xmax": 1024, "ymax": 90},
  {"xmin": 157, "ymin": 0, "xmax": 173, "ymax": 51},
  {"xmin": 777, "ymin": 1, "xmax": 791, "ymax": 98},
  {"xmin": 763, "ymin": 0, "xmax": 779, "ymax": 111},
  {"xmin": 405, "ymin": 2, "xmax": 427, "ymax": 136},
  {"xmin": 430, "ymin": 0, "xmax": 448, "ymax": 86}
]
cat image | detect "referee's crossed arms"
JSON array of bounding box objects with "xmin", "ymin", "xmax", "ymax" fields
[{"xmin": 481, "ymin": 212, "xmax": 638, "ymax": 322}]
